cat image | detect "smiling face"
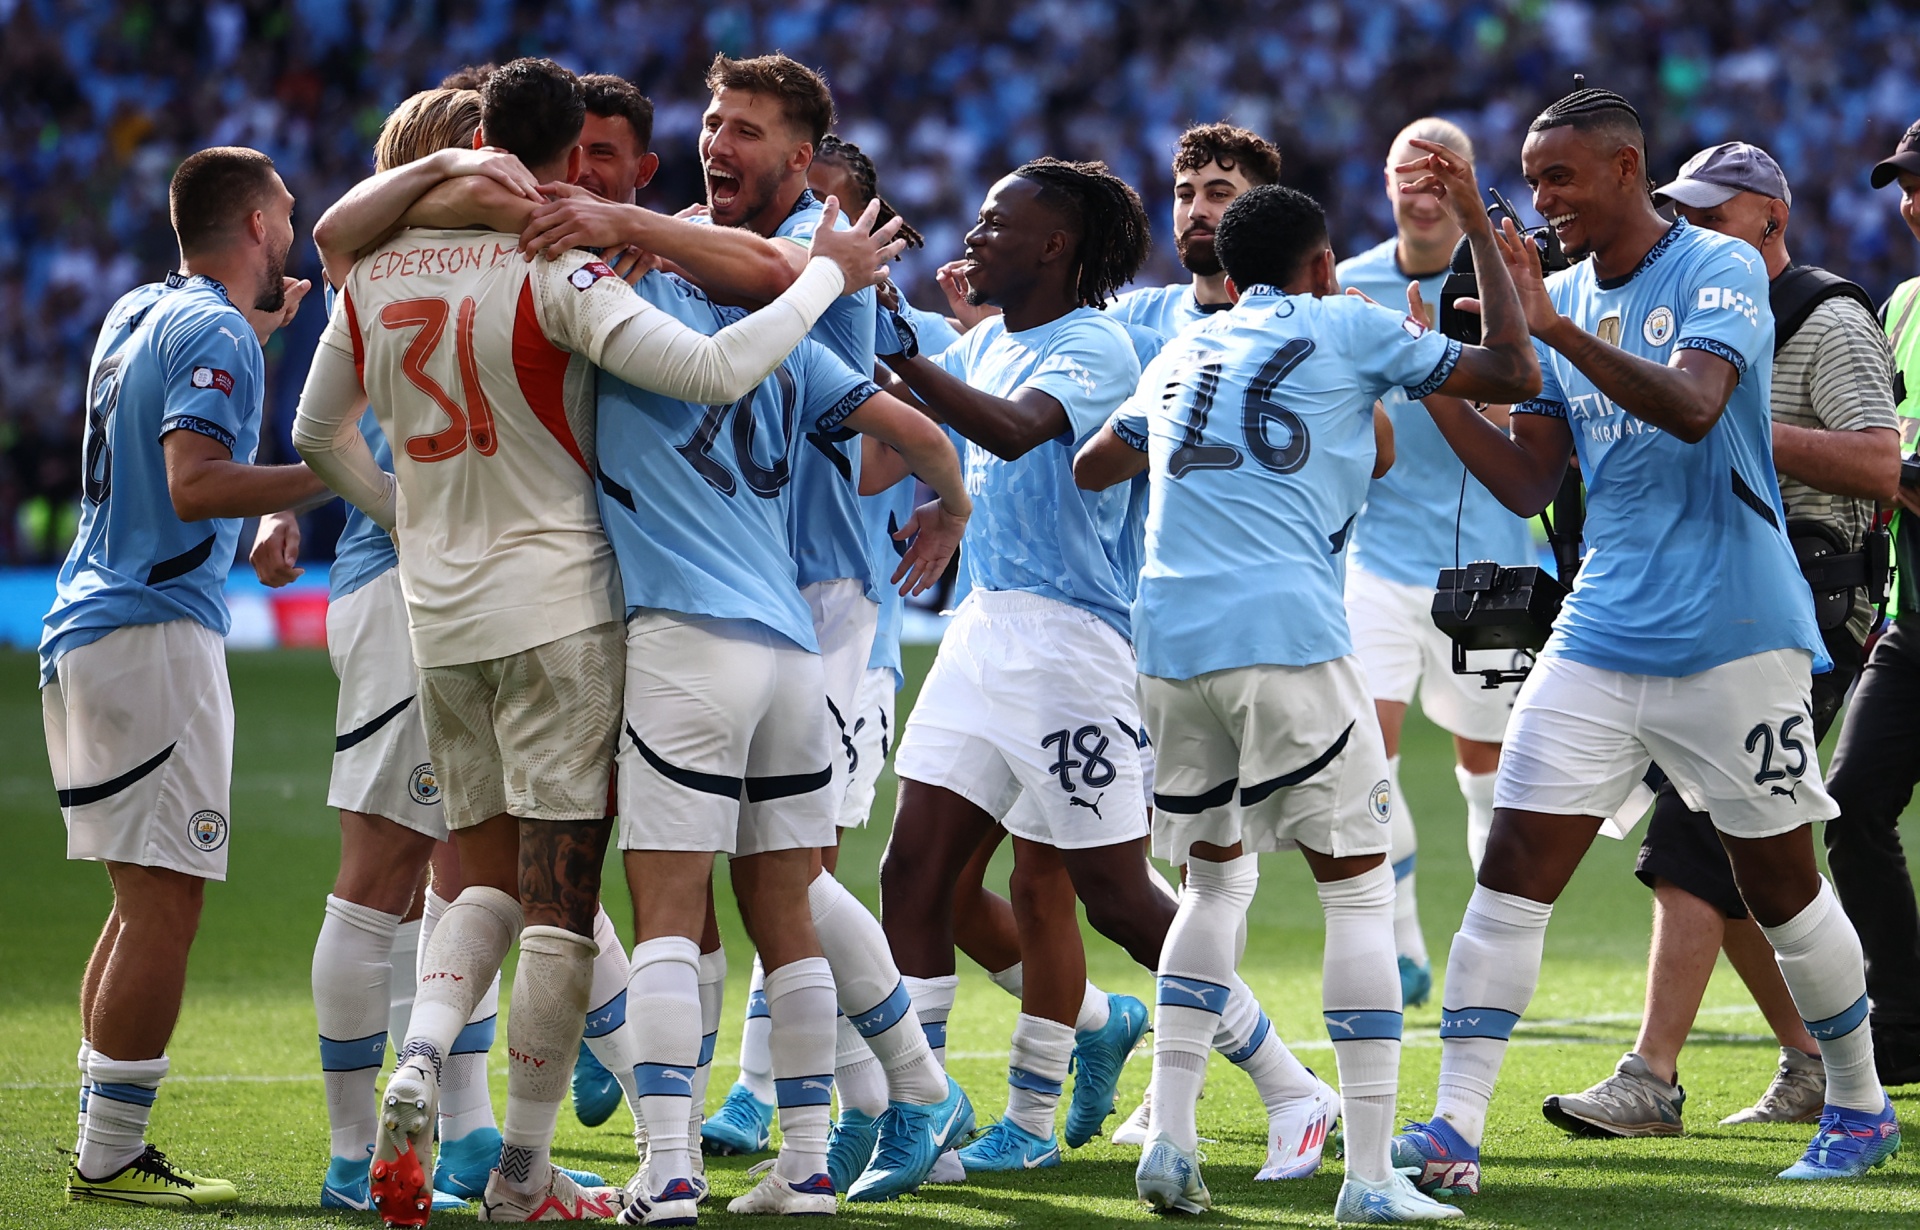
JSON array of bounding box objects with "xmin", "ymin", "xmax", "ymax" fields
[
  {"xmin": 576, "ymin": 111, "xmax": 654, "ymax": 203},
  {"xmin": 699, "ymin": 88, "xmax": 810, "ymax": 231},
  {"xmin": 1521, "ymin": 123, "xmax": 1645, "ymax": 263},
  {"xmin": 960, "ymin": 175, "xmax": 1061, "ymax": 308},
  {"xmin": 1173, "ymin": 160, "xmax": 1254, "ymax": 276}
]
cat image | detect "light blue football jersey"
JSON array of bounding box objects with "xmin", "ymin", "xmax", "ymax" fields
[
  {"xmin": 771, "ymin": 191, "xmax": 880, "ymax": 595},
  {"xmin": 595, "ymin": 272, "xmax": 878, "ymax": 651},
  {"xmin": 1113, "ymin": 285, "xmax": 1462, "ymax": 680},
  {"xmin": 1338, "ymin": 239, "xmax": 1535, "ymax": 586},
  {"xmin": 896, "ymin": 297, "xmax": 962, "ymax": 358},
  {"xmin": 41, "ymin": 274, "xmax": 265, "ymax": 684},
  {"xmin": 932, "ymin": 308, "xmax": 1142, "ymax": 635},
  {"xmin": 1514, "ymin": 220, "xmax": 1825, "ymax": 676},
  {"xmin": 1108, "ymin": 282, "xmax": 1233, "ymax": 341},
  {"xmin": 1110, "ymin": 322, "xmax": 1167, "ymax": 602},
  {"xmin": 320, "ymin": 285, "xmax": 400, "ymax": 602}
]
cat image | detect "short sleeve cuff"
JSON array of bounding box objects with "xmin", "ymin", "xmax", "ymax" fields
[
  {"xmin": 1111, "ymin": 417, "xmax": 1149, "ymax": 451},
  {"xmin": 1676, "ymin": 336, "xmax": 1747, "ymax": 374},
  {"xmin": 1405, "ymin": 337, "xmax": 1464, "ymax": 400},
  {"xmin": 816, "ymin": 380, "xmax": 881, "ymax": 432},
  {"xmin": 159, "ymin": 414, "xmax": 238, "ymax": 452},
  {"xmin": 1513, "ymin": 398, "xmax": 1569, "ymax": 420}
]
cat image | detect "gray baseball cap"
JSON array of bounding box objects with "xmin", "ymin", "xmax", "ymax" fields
[{"xmin": 1654, "ymin": 141, "xmax": 1792, "ymax": 208}]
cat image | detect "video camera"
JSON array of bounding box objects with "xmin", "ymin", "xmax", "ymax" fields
[
  {"xmin": 1428, "ymin": 185, "xmax": 1584, "ymax": 687},
  {"xmin": 1438, "ymin": 187, "xmax": 1572, "ymax": 346}
]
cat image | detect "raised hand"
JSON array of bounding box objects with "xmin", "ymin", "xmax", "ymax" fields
[
  {"xmin": 1394, "ymin": 139, "xmax": 1490, "ymax": 234},
  {"xmin": 244, "ymin": 277, "xmax": 311, "ymax": 343},
  {"xmin": 936, "ymin": 260, "xmax": 999, "ymax": 330},
  {"xmin": 1491, "ymin": 217, "xmax": 1559, "ymax": 337},
  {"xmin": 890, "ymin": 497, "xmax": 968, "ymax": 595},
  {"xmin": 808, "ymin": 196, "xmax": 908, "ymax": 296},
  {"xmin": 444, "ymin": 147, "xmax": 542, "ymax": 201},
  {"xmin": 520, "ymin": 183, "xmax": 636, "ymax": 261}
]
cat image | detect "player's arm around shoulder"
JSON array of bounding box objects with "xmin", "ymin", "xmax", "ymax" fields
[{"xmin": 1772, "ymin": 297, "xmax": 1902, "ymax": 501}]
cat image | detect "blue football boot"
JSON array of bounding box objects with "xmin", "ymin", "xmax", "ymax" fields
[{"xmin": 1065, "ymin": 993, "xmax": 1149, "ymax": 1148}]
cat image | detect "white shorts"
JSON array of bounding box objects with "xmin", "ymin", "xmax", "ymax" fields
[
  {"xmin": 617, "ymin": 610, "xmax": 837, "ymax": 856},
  {"xmin": 418, "ymin": 622, "xmax": 623, "ymax": 829},
  {"xmin": 326, "ymin": 571, "xmax": 445, "ymax": 839},
  {"xmin": 1141, "ymin": 656, "xmax": 1392, "ymax": 862},
  {"xmin": 894, "ymin": 591, "xmax": 1149, "ymax": 850},
  {"xmin": 802, "ymin": 579, "xmax": 880, "ymax": 817},
  {"xmin": 838, "ymin": 666, "xmax": 897, "ymax": 830},
  {"xmin": 1345, "ymin": 563, "xmax": 1519, "ymax": 745},
  {"xmin": 44, "ymin": 620, "xmax": 235, "ymax": 880},
  {"xmin": 1496, "ymin": 649, "xmax": 1840, "ymax": 839}
]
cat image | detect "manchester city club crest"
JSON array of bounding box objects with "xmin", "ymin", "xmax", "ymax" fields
[
  {"xmin": 1643, "ymin": 306, "xmax": 1675, "ymax": 346},
  {"xmin": 188, "ymin": 809, "xmax": 228, "ymax": 851},
  {"xmin": 1370, "ymin": 780, "xmax": 1392, "ymax": 823},
  {"xmin": 409, "ymin": 763, "xmax": 440, "ymax": 806}
]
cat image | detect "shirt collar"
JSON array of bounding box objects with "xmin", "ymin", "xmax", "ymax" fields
[
  {"xmin": 1595, "ymin": 218, "xmax": 1687, "ymax": 292},
  {"xmin": 168, "ymin": 271, "xmax": 234, "ymax": 304}
]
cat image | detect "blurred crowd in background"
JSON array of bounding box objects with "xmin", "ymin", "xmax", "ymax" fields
[{"xmin": 4, "ymin": 0, "xmax": 1919, "ymax": 565}]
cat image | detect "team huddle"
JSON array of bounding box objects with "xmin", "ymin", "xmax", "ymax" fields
[{"xmin": 41, "ymin": 45, "xmax": 1908, "ymax": 1228}]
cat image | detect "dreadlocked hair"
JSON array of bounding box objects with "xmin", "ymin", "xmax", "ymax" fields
[
  {"xmin": 1012, "ymin": 157, "xmax": 1151, "ymax": 308},
  {"xmin": 815, "ymin": 135, "xmax": 924, "ymax": 249}
]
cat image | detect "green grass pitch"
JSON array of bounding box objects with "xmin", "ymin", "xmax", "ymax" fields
[{"xmin": 2, "ymin": 646, "xmax": 1916, "ymax": 1228}]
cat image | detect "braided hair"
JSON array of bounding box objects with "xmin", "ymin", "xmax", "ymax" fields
[
  {"xmin": 814, "ymin": 135, "xmax": 924, "ymax": 249},
  {"xmin": 1528, "ymin": 85, "xmax": 1644, "ymax": 150},
  {"xmin": 1011, "ymin": 157, "xmax": 1151, "ymax": 309}
]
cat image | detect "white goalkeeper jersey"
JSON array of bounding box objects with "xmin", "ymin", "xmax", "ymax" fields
[{"xmin": 307, "ymin": 227, "xmax": 846, "ymax": 668}]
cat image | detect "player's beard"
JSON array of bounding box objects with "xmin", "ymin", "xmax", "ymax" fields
[
  {"xmin": 1176, "ymin": 227, "xmax": 1221, "ymax": 277},
  {"xmin": 254, "ymin": 241, "xmax": 289, "ymax": 313}
]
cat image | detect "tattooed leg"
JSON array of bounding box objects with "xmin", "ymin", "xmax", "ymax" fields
[{"xmin": 518, "ymin": 818, "xmax": 613, "ymax": 935}]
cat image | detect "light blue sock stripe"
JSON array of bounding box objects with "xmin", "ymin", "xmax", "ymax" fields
[
  {"xmin": 746, "ymin": 990, "xmax": 771, "ymax": 1020},
  {"xmin": 635, "ymin": 1063, "xmax": 696, "ymax": 1098},
  {"xmin": 850, "ymin": 981, "xmax": 913, "ymax": 1040},
  {"xmin": 1225, "ymin": 1012, "xmax": 1271, "ymax": 1065},
  {"xmin": 1156, "ymin": 975, "xmax": 1231, "ymax": 1014},
  {"xmin": 698, "ymin": 1031, "xmax": 717, "ymax": 1067},
  {"xmin": 1324, "ymin": 1008, "xmax": 1404, "ymax": 1041},
  {"xmin": 1805, "ymin": 994, "xmax": 1870, "ymax": 1042},
  {"xmin": 774, "ymin": 1074, "xmax": 835, "ymax": 1107},
  {"xmin": 318, "ymin": 1030, "xmax": 388, "ymax": 1072},
  {"xmin": 92, "ymin": 1081, "xmax": 158, "ymax": 1108},
  {"xmin": 1438, "ymin": 1006, "xmax": 1521, "ymax": 1040},
  {"xmin": 1392, "ymin": 853, "xmax": 1416, "ymax": 881},
  {"xmin": 1008, "ymin": 1066, "xmax": 1063, "ymax": 1095},
  {"xmin": 583, "ymin": 989, "xmax": 627, "ymax": 1039},
  {"xmin": 450, "ymin": 1014, "xmax": 497, "ymax": 1055},
  {"xmin": 922, "ymin": 1020, "xmax": 947, "ymax": 1051}
]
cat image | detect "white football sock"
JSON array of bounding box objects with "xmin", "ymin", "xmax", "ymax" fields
[
  {"xmin": 418, "ymin": 886, "xmax": 449, "ymax": 963},
  {"xmin": 737, "ymin": 954, "xmax": 775, "ymax": 1103},
  {"xmin": 313, "ymin": 894, "xmax": 401, "ymax": 1161},
  {"xmin": 79, "ymin": 1053, "xmax": 167, "ymax": 1178},
  {"xmin": 1317, "ymin": 863, "xmax": 1402, "ymax": 1183},
  {"xmin": 1434, "ymin": 886, "xmax": 1552, "ymax": 1147},
  {"xmin": 583, "ymin": 907, "xmax": 642, "ymax": 1123},
  {"xmin": 631, "ymin": 936, "xmax": 702, "ymax": 1184},
  {"xmin": 1455, "ymin": 766, "xmax": 1497, "ymax": 874},
  {"xmin": 808, "ymin": 871, "xmax": 946, "ymax": 1104},
  {"xmin": 1762, "ymin": 878, "xmax": 1882, "ymax": 1112},
  {"xmin": 500, "ymin": 926, "xmax": 594, "ymax": 1193},
  {"xmin": 401, "ymin": 886, "xmax": 520, "ymax": 1080},
  {"xmin": 439, "ymin": 972, "xmax": 500, "ymax": 1141},
  {"xmin": 1151, "ymin": 855, "xmax": 1255, "ymax": 1152},
  {"xmin": 765, "ymin": 957, "xmax": 837, "ymax": 1182},
  {"xmin": 835, "ymin": 1013, "xmax": 888, "ymax": 1117},
  {"xmin": 987, "ymin": 961, "xmax": 1111, "ymax": 1035},
  {"xmin": 75, "ymin": 1038, "xmax": 91, "ymax": 1156},
  {"xmin": 1005, "ymin": 1013, "xmax": 1074, "ymax": 1140},
  {"xmin": 692, "ymin": 947, "xmax": 726, "ymax": 1142},
  {"xmin": 1387, "ymin": 756, "xmax": 1427, "ymax": 968},
  {"xmin": 388, "ymin": 918, "xmax": 421, "ymax": 1052},
  {"xmin": 903, "ymin": 974, "xmax": 958, "ymax": 1067}
]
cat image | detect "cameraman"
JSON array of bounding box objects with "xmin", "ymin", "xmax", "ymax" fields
[
  {"xmin": 1392, "ymin": 87, "xmax": 1896, "ymax": 1194},
  {"xmin": 1542, "ymin": 142, "xmax": 1901, "ymax": 1139},
  {"xmin": 1821, "ymin": 120, "xmax": 1920, "ymax": 1086}
]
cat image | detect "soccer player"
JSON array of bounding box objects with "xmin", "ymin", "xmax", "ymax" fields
[
  {"xmin": 49, "ymin": 145, "xmax": 324, "ymax": 1206},
  {"xmin": 518, "ymin": 57, "xmax": 975, "ymax": 1204},
  {"xmin": 293, "ymin": 57, "xmax": 901, "ymax": 1224},
  {"xmin": 1390, "ymin": 87, "xmax": 1899, "ymax": 1195},
  {"xmin": 1543, "ymin": 142, "xmax": 1901, "ymax": 1136},
  {"xmin": 1338, "ymin": 118, "xmax": 1537, "ymax": 1008},
  {"xmin": 1076, "ymin": 158, "xmax": 1539, "ymax": 1220},
  {"xmin": 1108, "ymin": 123, "xmax": 1282, "ymax": 338},
  {"xmin": 593, "ymin": 269, "xmax": 972, "ymax": 1222}
]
